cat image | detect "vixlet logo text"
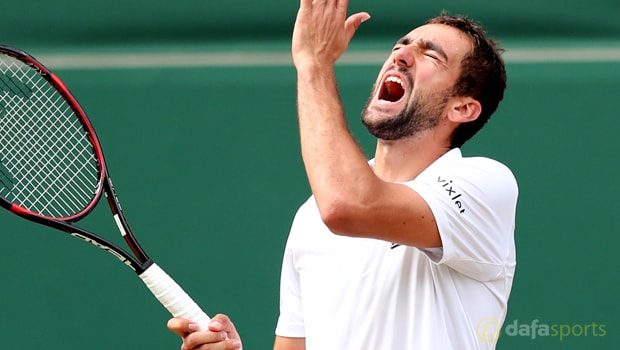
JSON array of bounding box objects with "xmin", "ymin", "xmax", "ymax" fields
[{"xmin": 438, "ymin": 176, "xmax": 466, "ymax": 214}]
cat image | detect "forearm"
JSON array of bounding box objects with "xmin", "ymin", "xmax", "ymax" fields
[
  {"xmin": 296, "ymin": 66, "xmax": 378, "ymax": 221},
  {"xmin": 292, "ymin": 0, "xmax": 374, "ymax": 232}
]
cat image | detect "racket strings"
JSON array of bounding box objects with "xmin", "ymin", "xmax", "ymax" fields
[{"xmin": 0, "ymin": 55, "xmax": 100, "ymax": 219}]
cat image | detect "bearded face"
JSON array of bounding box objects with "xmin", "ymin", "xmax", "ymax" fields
[{"xmin": 361, "ymin": 77, "xmax": 452, "ymax": 141}]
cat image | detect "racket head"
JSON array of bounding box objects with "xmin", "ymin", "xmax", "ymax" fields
[{"xmin": 0, "ymin": 44, "xmax": 106, "ymax": 222}]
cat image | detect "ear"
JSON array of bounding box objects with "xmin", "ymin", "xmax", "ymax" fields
[{"xmin": 446, "ymin": 97, "xmax": 481, "ymax": 123}]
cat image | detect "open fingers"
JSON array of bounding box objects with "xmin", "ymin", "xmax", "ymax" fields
[
  {"xmin": 344, "ymin": 12, "xmax": 372, "ymax": 41},
  {"xmin": 301, "ymin": 0, "xmax": 345, "ymax": 10}
]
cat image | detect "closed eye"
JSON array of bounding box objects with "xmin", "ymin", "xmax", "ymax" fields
[{"xmin": 420, "ymin": 40, "xmax": 448, "ymax": 62}]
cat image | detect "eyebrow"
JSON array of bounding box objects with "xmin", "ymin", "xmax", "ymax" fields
[
  {"xmin": 420, "ymin": 39, "xmax": 448, "ymax": 62},
  {"xmin": 396, "ymin": 37, "xmax": 411, "ymax": 46},
  {"xmin": 395, "ymin": 37, "xmax": 449, "ymax": 62}
]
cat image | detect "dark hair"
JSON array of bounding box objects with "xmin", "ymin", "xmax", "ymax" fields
[{"xmin": 426, "ymin": 14, "xmax": 507, "ymax": 148}]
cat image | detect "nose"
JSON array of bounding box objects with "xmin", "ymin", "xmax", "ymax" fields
[{"xmin": 392, "ymin": 46, "xmax": 414, "ymax": 67}]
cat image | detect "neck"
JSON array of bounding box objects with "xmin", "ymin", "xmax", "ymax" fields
[{"xmin": 372, "ymin": 130, "xmax": 451, "ymax": 182}]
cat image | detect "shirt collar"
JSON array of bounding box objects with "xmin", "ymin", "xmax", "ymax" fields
[{"xmin": 368, "ymin": 148, "xmax": 462, "ymax": 178}]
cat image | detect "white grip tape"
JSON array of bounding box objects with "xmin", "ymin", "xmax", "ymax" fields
[{"xmin": 139, "ymin": 263, "xmax": 211, "ymax": 331}]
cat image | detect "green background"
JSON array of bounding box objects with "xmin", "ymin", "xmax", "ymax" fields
[{"xmin": 1, "ymin": 1, "xmax": 619, "ymax": 349}]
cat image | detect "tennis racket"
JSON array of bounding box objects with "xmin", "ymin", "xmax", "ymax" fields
[{"xmin": 0, "ymin": 44, "xmax": 211, "ymax": 331}]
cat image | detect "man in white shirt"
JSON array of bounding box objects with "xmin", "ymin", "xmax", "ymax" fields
[
  {"xmin": 275, "ymin": 150, "xmax": 516, "ymax": 349},
  {"xmin": 167, "ymin": 0, "xmax": 517, "ymax": 349}
]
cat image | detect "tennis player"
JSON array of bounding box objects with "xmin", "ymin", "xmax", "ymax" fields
[{"xmin": 168, "ymin": 0, "xmax": 518, "ymax": 349}]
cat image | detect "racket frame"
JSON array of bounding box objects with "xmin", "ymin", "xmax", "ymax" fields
[
  {"xmin": 0, "ymin": 44, "xmax": 152, "ymax": 273},
  {"xmin": 0, "ymin": 44, "xmax": 212, "ymax": 330}
]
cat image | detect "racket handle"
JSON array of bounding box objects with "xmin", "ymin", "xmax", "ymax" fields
[{"xmin": 139, "ymin": 263, "xmax": 211, "ymax": 331}]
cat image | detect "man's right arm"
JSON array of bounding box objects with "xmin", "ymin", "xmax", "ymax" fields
[{"xmin": 274, "ymin": 336, "xmax": 306, "ymax": 350}]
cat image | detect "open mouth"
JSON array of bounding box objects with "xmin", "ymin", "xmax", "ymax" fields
[{"xmin": 378, "ymin": 76, "xmax": 405, "ymax": 102}]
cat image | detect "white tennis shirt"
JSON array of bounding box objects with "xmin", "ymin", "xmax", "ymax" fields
[{"xmin": 275, "ymin": 148, "xmax": 518, "ymax": 349}]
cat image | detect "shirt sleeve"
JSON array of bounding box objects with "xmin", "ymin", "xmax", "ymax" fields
[
  {"xmin": 274, "ymin": 229, "xmax": 306, "ymax": 337},
  {"xmin": 406, "ymin": 157, "xmax": 518, "ymax": 282}
]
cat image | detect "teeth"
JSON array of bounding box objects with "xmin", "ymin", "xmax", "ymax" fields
[{"xmin": 386, "ymin": 76, "xmax": 404, "ymax": 87}]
